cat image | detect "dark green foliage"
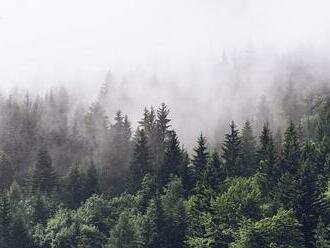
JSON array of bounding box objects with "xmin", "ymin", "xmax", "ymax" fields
[
  {"xmin": 130, "ymin": 128, "xmax": 153, "ymax": 192},
  {"xmin": 257, "ymin": 123, "xmax": 278, "ymax": 195},
  {"xmin": 283, "ymin": 121, "xmax": 301, "ymax": 174},
  {"xmin": 203, "ymin": 151, "xmax": 224, "ymax": 191},
  {"xmin": 240, "ymin": 120, "xmax": 257, "ymax": 177},
  {"xmin": 65, "ymin": 165, "xmax": 84, "ymax": 208},
  {"xmin": 31, "ymin": 149, "xmax": 57, "ymax": 194},
  {"xmin": 83, "ymin": 162, "xmax": 99, "ymax": 199},
  {"xmin": 0, "ymin": 89, "xmax": 328, "ymax": 248},
  {"xmin": 157, "ymin": 130, "xmax": 181, "ymax": 190},
  {"xmin": 222, "ymin": 121, "xmax": 241, "ymax": 178},
  {"xmin": 192, "ymin": 134, "xmax": 208, "ymax": 181}
]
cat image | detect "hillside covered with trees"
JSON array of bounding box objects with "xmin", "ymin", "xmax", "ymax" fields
[{"xmin": 0, "ymin": 82, "xmax": 329, "ymax": 248}]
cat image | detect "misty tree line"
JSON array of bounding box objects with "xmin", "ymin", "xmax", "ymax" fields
[{"xmin": 0, "ymin": 82, "xmax": 329, "ymax": 248}]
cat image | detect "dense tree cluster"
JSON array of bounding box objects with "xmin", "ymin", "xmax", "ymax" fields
[{"xmin": 0, "ymin": 84, "xmax": 329, "ymax": 247}]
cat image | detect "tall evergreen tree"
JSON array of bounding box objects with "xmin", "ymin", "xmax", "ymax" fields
[
  {"xmin": 130, "ymin": 129, "xmax": 153, "ymax": 192},
  {"xmin": 157, "ymin": 130, "xmax": 181, "ymax": 190},
  {"xmin": 257, "ymin": 123, "xmax": 277, "ymax": 193},
  {"xmin": 283, "ymin": 121, "xmax": 300, "ymax": 174},
  {"xmin": 83, "ymin": 161, "xmax": 99, "ymax": 199},
  {"xmin": 66, "ymin": 165, "xmax": 83, "ymax": 208},
  {"xmin": 240, "ymin": 120, "xmax": 257, "ymax": 177},
  {"xmin": 222, "ymin": 121, "xmax": 241, "ymax": 177},
  {"xmin": 192, "ymin": 134, "xmax": 208, "ymax": 182},
  {"xmin": 31, "ymin": 148, "xmax": 57, "ymax": 194},
  {"xmin": 203, "ymin": 151, "xmax": 224, "ymax": 191}
]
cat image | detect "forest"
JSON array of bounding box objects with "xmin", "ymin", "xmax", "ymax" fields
[{"xmin": 0, "ymin": 80, "xmax": 328, "ymax": 248}]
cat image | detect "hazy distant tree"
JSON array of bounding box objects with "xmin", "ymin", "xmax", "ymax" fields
[
  {"xmin": 0, "ymin": 152, "xmax": 14, "ymax": 190},
  {"xmin": 130, "ymin": 129, "xmax": 153, "ymax": 192},
  {"xmin": 222, "ymin": 121, "xmax": 241, "ymax": 178},
  {"xmin": 31, "ymin": 148, "xmax": 57, "ymax": 194},
  {"xmin": 240, "ymin": 120, "xmax": 257, "ymax": 176},
  {"xmin": 156, "ymin": 103, "xmax": 171, "ymax": 144},
  {"xmin": 192, "ymin": 134, "xmax": 208, "ymax": 181}
]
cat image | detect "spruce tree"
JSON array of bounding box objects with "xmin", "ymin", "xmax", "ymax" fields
[
  {"xmin": 31, "ymin": 148, "xmax": 57, "ymax": 194},
  {"xmin": 222, "ymin": 121, "xmax": 241, "ymax": 178},
  {"xmin": 283, "ymin": 121, "xmax": 300, "ymax": 174},
  {"xmin": 203, "ymin": 152, "xmax": 223, "ymax": 191},
  {"xmin": 83, "ymin": 162, "xmax": 99, "ymax": 199},
  {"xmin": 240, "ymin": 120, "xmax": 257, "ymax": 176},
  {"xmin": 156, "ymin": 103, "xmax": 171, "ymax": 143},
  {"xmin": 192, "ymin": 134, "xmax": 208, "ymax": 182},
  {"xmin": 157, "ymin": 130, "xmax": 181, "ymax": 190},
  {"xmin": 66, "ymin": 165, "xmax": 83, "ymax": 208},
  {"xmin": 130, "ymin": 129, "xmax": 153, "ymax": 192},
  {"xmin": 257, "ymin": 123, "xmax": 277, "ymax": 193}
]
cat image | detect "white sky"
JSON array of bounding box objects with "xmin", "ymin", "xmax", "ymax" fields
[{"xmin": 0, "ymin": 0, "xmax": 330, "ymax": 94}]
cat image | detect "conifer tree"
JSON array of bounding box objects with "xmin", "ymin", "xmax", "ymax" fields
[
  {"xmin": 66, "ymin": 165, "xmax": 83, "ymax": 208},
  {"xmin": 83, "ymin": 161, "xmax": 99, "ymax": 199},
  {"xmin": 130, "ymin": 129, "xmax": 153, "ymax": 192},
  {"xmin": 192, "ymin": 134, "xmax": 208, "ymax": 181},
  {"xmin": 240, "ymin": 120, "xmax": 257, "ymax": 176},
  {"xmin": 157, "ymin": 130, "xmax": 181, "ymax": 190},
  {"xmin": 257, "ymin": 123, "xmax": 277, "ymax": 193},
  {"xmin": 283, "ymin": 121, "xmax": 300, "ymax": 174},
  {"xmin": 222, "ymin": 121, "xmax": 241, "ymax": 177},
  {"xmin": 203, "ymin": 151, "xmax": 223, "ymax": 191},
  {"xmin": 156, "ymin": 103, "xmax": 171, "ymax": 143},
  {"xmin": 0, "ymin": 152, "xmax": 14, "ymax": 190},
  {"xmin": 31, "ymin": 148, "xmax": 57, "ymax": 194}
]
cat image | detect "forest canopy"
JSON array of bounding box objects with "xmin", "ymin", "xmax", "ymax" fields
[{"xmin": 0, "ymin": 80, "xmax": 329, "ymax": 248}]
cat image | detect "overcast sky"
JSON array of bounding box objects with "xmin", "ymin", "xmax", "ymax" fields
[{"xmin": 1, "ymin": 0, "xmax": 330, "ymax": 94}]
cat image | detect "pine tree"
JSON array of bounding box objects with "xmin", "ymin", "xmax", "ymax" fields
[
  {"xmin": 83, "ymin": 161, "xmax": 99, "ymax": 199},
  {"xmin": 297, "ymin": 162, "xmax": 325, "ymax": 248},
  {"xmin": 192, "ymin": 134, "xmax": 208, "ymax": 182},
  {"xmin": 222, "ymin": 121, "xmax": 241, "ymax": 178},
  {"xmin": 156, "ymin": 103, "xmax": 171, "ymax": 143},
  {"xmin": 31, "ymin": 148, "xmax": 57, "ymax": 194},
  {"xmin": 0, "ymin": 152, "xmax": 14, "ymax": 190},
  {"xmin": 203, "ymin": 151, "xmax": 224, "ymax": 191},
  {"xmin": 257, "ymin": 123, "xmax": 277, "ymax": 193},
  {"xmin": 66, "ymin": 165, "xmax": 83, "ymax": 208},
  {"xmin": 157, "ymin": 130, "xmax": 181, "ymax": 190},
  {"xmin": 283, "ymin": 121, "xmax": 300, "ymax": 174},
  {"xmin": 240, "ymin": 120, "xmax": 257, "ymax": 177},
  {"xmin": 130, "ymin": 129, "xmax": 153, "ymax": 192}
]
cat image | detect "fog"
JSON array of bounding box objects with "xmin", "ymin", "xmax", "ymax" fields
[{"xmin": 1, "ymin": 0, "xmax": 330, "ymax": 148}]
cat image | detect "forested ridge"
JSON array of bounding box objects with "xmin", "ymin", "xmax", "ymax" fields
[{"xmin": 0, "ymin": 83, "xmax": 329, "ymax": 248}]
